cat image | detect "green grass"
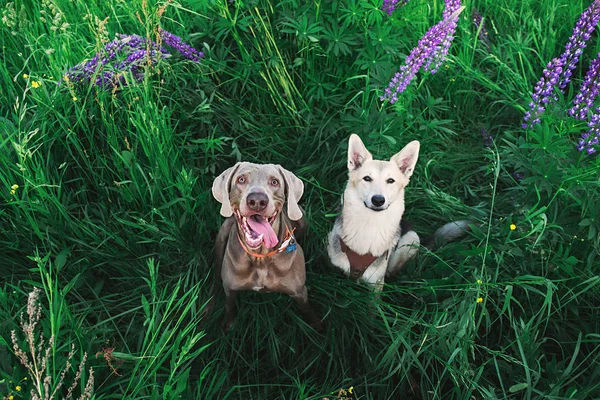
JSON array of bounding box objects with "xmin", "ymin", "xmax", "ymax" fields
[{"xmin": 1, "ymin": 0, "xmax": 600, "ymax": 398}]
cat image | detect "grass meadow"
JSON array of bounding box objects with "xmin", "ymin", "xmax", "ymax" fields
[{"xmin": 1, "ymin": 0, "xmax": 600, "ymax": 398}]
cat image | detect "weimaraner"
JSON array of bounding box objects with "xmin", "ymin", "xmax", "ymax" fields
[{"xmin": 211, "ymin": 162, "xmax": 323, "ymax": 332}]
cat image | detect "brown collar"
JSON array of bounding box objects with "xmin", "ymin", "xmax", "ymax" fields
[{"xmin": 339, "ymin": 238, "xmax": 387, "ymax": 281}]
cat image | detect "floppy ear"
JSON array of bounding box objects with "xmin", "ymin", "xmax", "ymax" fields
[
  {"xmin": 347, "ymin": 134, "xmax": 373, "ymax": 171},
  {"xmin": 212, "ymin": 162, "xmax": 242, "ymax": 217},
  {"xmin": 391, "ymin": 140, "xmax": 420, "ymax": 178},
  {"xmin": 276, "ymin": 166, "xmax": 304, "ymax": 221}
]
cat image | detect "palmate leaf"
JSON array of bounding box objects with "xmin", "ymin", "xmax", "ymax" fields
[
  {"xmin": 280, "ymin": 15, "xmax": 323, "ymax": 42},
  {"xmin": 323, "ymin": 21, "xmax": 359, "ymax": 57}
]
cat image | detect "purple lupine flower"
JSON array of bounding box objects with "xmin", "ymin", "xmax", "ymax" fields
[
  {"xmin": 481, "ymin": 128, "xmax": 493, "ymax": 147},
  {"xmin": 95, "ymin": 72, "xmax": 115, "ymax": 87},
  {"xmin": 63, "ymin": 30, "xmax": 203, "ymax": 89},
  {"xmin": 523, "ymin": 0, "xmax": 600, "ymax": 128},
  {"xmin": 570, "ymin": 53, "xmax": 600, "ymax": 120},
  {"xmin": 512, "ymin": 171, "xmax": 525, "ymax": 181},
  {"xmin": 425, "ymin": 0, "xmax": 462, "ymax": 74},
  {"xmin": 578, "ymin": 108, "xmax": 600, "ymax": 154},
  {"xmin": 522, "ymin": 58, "xmax": 563, "ymax": 128},
  {"xmin": 381, "ymin": 1, "xmax": 464, "ymax": 103},
  {"xmin": 117, "ymin": 33, "xmax": 146, "ymax": 51},
  {"xmin": 159, "ymin": 29, "xmax": 204, "ymax": 62},
  {"xmin": 64, "ymin": 38, "xmax": 130, "ymax": 84},
  {"xmin": 472, "ymin": 7, "xmax": 490, "ymax": 48},
  {"xmin": 382, "ymin": 0, "xmax": 409, "ymax": 16}
]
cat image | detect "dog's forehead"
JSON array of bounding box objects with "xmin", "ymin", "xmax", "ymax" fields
[
  {"xmin": 236, "ymin": 163, "xmax": 282, "ymax": 180},
  {"xmin": 369, "ymin": 160, "xmax": 401, "ymax": 175}
]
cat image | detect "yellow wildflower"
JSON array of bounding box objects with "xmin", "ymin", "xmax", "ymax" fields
[
  {"xmin": 73, "ymin": 96, "xmax": 78, "ymax": 101},
  {"xmin": 16, "ymin": 385, "xmax": 22, "ymax": 391},
  {"xmin": 9, "ymin": 395, "xmax": 14, "ymax": 400},
  {"xmin": 348, "ymin": 386, "xmax": 354, "ymax": 394},
  {"xmin": 64, "ymin": 74, "xmax": 70, "ymax": 82},
  {"xmin": 11, "ymin": 184, "xmax": 18, "ymax": 190},
  {"xmin": 31, "ymin": 81, "xmax": 42, "ymax": 88},
  {"xmin": 22, "ymin": 73, "xmax": 29, "ymax": 79},
  {"xmin": 476, "ymin": 297, "xmax": 483, "ymax": 303},
  {"xmin": 10, "ymin": 190, "xmax": 16, "ymax": 195},
  {"xmin": 509, "ymin": 224, "xmax": 516, "ymax": 231},
  {"xmin": 476, "ymin": 279, "xmax": 482, "ymax": 284}
]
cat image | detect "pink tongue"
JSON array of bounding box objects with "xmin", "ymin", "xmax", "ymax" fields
[{"xmin": 247, "ymin": 216, "xmax": 278, "ymax": 248}]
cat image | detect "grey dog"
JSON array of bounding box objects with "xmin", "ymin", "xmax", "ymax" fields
[{"xmin": 211, "ymin": 162, "xmax": 323, "ymax": 332}]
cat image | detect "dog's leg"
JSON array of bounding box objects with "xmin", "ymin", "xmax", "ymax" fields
[
  {"xmin": 221, "ymin": 288, "xmax": 238, "ymax": 333},
  {"xmin": 386, "ymin": 230, "xmax": 420, "ymax": 277},
  {"xmin": 291, "ymin": 287, "xmax": 323, "ymax": 332},
  {"xmin": 361, "ymin": 259, "xmax": 388, "ymax": 294}
]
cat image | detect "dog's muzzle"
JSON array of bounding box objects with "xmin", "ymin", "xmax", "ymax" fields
[{"xmin": 364, "ymin": 202, "xmax": 386, "ymax": 212}]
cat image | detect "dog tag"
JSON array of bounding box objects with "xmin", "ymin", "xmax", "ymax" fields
[{"xmin": 286, "ymin": 238, "xmax": 297, "ymax": 253}]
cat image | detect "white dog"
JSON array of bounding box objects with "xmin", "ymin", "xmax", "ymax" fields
[{"xmin": 327, "ymin": 134, "xmax": 470, "ymax": 289}]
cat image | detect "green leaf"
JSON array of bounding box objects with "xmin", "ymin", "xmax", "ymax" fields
[
  {"xmin": 509, "ymin": 383, "xmax": 528, "ymax": 393},
  {"xmin": 121, "ymin": 150, "xmax": 134, "ymax": 166},
  {"xmin": 62, "ymin": 273, "xmax": 81, "ymax": 296},
  {"xmin": 175, "ymin": 367, "xmax": 191, "ymax": 397},
  {"xmin": 501, "ymin": 285, "xmax": 513, "ymax": 316},
  {"xmin": 141, "ymin": 294, "xmax": 150, "ymax": 319},
  {"xmin": 54, "ymin": 248, "xmax": 70, "ymax": 272},
  {"xmin": 578, "ymin": 218, "xmax": 592, "ymax": 227}
]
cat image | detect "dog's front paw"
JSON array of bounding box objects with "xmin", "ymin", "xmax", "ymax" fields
[
  {"xmin": 309, "ymin": 318, "xmax": 325, "ymax": 333},
  {"xmin": 312, "ymin": 321, "xmax": 325, "ymax": 333},
  {"xmin": 220, "ymin": 317, "xmax": 235, "ymax": 334}
]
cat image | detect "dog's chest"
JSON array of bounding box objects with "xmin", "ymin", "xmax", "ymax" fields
[
  {"xmin": 250, "ymin": 266, "xmax": 272, "ymax": 291},
  {"xmin": 340, "ymin": 208, "xmax": 402, "ymax": 256},
  {"xmin": 245, "ymin": 260, "xmax": 292, "ymax": 292}
]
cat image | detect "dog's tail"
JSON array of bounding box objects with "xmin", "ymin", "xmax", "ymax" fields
[{"xmin": 421, "ymin": 220, "xmax": 474, "ymax": 251}]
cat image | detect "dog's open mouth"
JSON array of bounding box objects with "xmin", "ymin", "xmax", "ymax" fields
[{"xmin": 235, "ymin": 209, "xmax": 279, "ymax": 249}]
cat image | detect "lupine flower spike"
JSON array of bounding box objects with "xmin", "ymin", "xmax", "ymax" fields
[
  {"xmin": 472, "ymin": 7, "xmax": 490, "ymax": 48},
  {"xmin": 160, "ymin": 29, "xmax": 203, "ymax": 62},
  {"xmin": 480, "ymin": 128, "xmax": 493, "ymax": 147},
  {"xmin": 578, "ymin": 108, "xmax": 600, "ymax": 154},
  {"xmin": 570, "ymin": 53, "xmax": 600, "ymax": 120},
  {"xmin": 381, "ymin": 1, "xmax": 464, "ymax": 104},
  {"xmin": 382, "ymin": 0, "xmax": 410, "ymax": 16},
  {"xmin": 63, "ymin": 30, "xmax": 203, "ymax": 89},
  {"xmin": 523, "ymin": 0, "xmax": 600, "ymax": 128}
]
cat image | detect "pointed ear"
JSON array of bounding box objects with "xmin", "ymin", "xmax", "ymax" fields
[
  {"xmin": 276, "ymin": 166, "xmax": 304, "ymax": 221},
  {"xmin": 347, "ymin": 134, "xmax": 373, "ymax": 171},
  {"xmin": 212, "ymin": 162, "xmax": 242, "ymax": 217},
  {"xmin": 391, "ymin": 141, "xmax": 420, "ymax": 178}
]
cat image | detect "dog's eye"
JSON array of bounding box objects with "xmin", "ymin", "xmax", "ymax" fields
[
  {"xmin": 237, "ymin": 176, "xmax": 246, "ymax": 184},
  {"xmin": 363, "ymin": 176, "xmax": 372, "ymax": 182},
  {"xmin": 270, "ymin": 178, "xmax": 280, "ymax": 186},
  {"xmin": 386, "ymin": 178, "xmax": 395, "ymax": 184}
]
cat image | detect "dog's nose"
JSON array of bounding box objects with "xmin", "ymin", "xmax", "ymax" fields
[
  {"xmin": 247, "ymin": 192, "xmax": 269, "ymax": 212},
  {"xmin": 371, "ymin": 195, "xmax": 385, "ymax": 207}
]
